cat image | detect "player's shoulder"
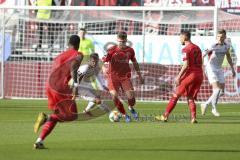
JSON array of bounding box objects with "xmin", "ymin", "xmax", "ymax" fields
[
  {"xmin": 192, "ymin": 43, "xmax": 201, "ymax": 50},
  {"xmin": 64, "ymin": 49, "xmax": 80, "ymax": 56},
  {"xmin": 85, "ymin": 38, "xmax": 93, "ymax": 43},
  {"xmin": 223, "ymin": 42, "xmax": 231, "ymax": 50},
  {"xmin": 107, "ymin": 45, "xmax": 118, "ymax": 52},
  {"xmin": 78, "ymin": 64, "xmax": 89, "ymax": 74},
  {"xmin": 210, "ymin": 43, "xmax": 218, "ymax": 48},
  {"xmin": 126, "ymin": 46, "xmax": 134, "ymax": 52}
]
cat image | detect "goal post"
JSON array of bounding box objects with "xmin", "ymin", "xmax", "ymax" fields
[{"xmin": 0, "ymin": 5, "xmax": 239, "ymax": 102}]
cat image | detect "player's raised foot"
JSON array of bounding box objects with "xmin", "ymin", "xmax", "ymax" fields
[
  {"xmin": 191, "ymin": 118, "xmax": 198, "ymax": 124},
  {"xmin": 155, "ymin": 115, "xmax": 168, "ymax": 122},
  {"xmin": 33, "ymin": 142, "xmax": 46, "ymax": 149},
  {"xmin": 200, "ymin": 103, "xmax": 208, "ymax": 115},
  {"xmin": 124, "ymin": 115, "xmax": 131, "ymax": 123},
  {"xmin": 211, "ymin": 109, "xmax": 220, "ymax": 117},
  {"xmin": 128, "ymin": 107, "xmax": 139, "ymax": 121},
  {"xmin": 34, "ymin": 112, "xmax": 47, "ymax": 133}
]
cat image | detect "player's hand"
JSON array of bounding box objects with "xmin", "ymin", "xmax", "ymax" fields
[
  {"xmin": 72, "ymin": 87, "xmax": 78, "ymax": 100},
  {"xmin": 175, "ymin": 77, "xmax": 180, "ymax": 86},
  {"xmin": 232, "ymin": 69, "xmax": 236, "ymax": 78},
  {"xmin": 103, "ymin": 85, "xmax": 109, "ymax": 91}
]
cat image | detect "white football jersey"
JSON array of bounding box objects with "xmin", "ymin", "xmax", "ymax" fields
[
  {"xmin": 77, "ymin": 65, "xmax": 98, "ymax": 82},
  {"xmin": 206, "ymin": 43, "xmax": 230, "ymax": 70}
]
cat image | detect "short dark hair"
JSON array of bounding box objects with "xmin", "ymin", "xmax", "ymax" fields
[
  {"xmin": 69, "ymin": 35, "xmax": 80, "ymax": 48},
  {"xmin": 218, "ymin": 29, "xmax": 226, "ymax": 35},
  {"xmin": 90, "ymin": 53, "xmax": 99, "ymax": 60},
  {"xmin": 80, "ymin": 28, "xmax": 86, "ymax": 32},
  {"xmin": 180, "ymin": 30, "xmax": 191, "ymax": 40},
  {"xmin": 117, "ymin": 31, "xmax": 127, "ymax": 40}
]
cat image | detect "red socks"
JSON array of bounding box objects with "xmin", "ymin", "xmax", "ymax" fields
[
  {"xmin": 39, "ymin": 120, "xmax": 57, "ymax": 141},
  {"xmin": 114, "ymin": 97, "xmax": 126, "ymax": 115},
  {"xmin": 188, "ymin": 100, "xmax": 196, "ymax": 119},
  {"xmin": 164, "ymin": 96, "xmax": 178, "ymax": 117}
]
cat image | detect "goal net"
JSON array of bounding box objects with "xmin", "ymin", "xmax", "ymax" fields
[{"xmin": 0, "ymin": 6, "xmax": 239, "ymax": 102}]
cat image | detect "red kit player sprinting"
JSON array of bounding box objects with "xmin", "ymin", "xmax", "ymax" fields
[
  {"xmin": 33, "ymin": 35, "xmax": 83, "ymax": 149},
  {"xmin": 156, "ymin": 30, "xmax": 203, "ymax": 123},
  {"xmin": 102, "ymin": 31, "xmax": 144, "ymax": 122}
]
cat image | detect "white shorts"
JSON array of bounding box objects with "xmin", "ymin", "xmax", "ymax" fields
[
  {"xmin": 205, "ymin": 66, "xmax": 225, "ymax": 84},
  {"xmin": 78, "ymin": 81, "xmax": 98, "ymax": 102}
]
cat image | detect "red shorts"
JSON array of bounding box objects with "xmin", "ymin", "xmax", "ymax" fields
[
  {"xmin": 108, "ymin": 78, "xmax": 134, "ymax": 92},
  {"xmin": 176, "ymin": 72, "xmax": 203, "ymax": 100},
  {"xmin": 46, "ymin": 86, "xmax": 77, "ymax": 118}
]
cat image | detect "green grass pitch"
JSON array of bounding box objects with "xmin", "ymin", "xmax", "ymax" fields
[{"xmin": 0, "ymin": 99, "xmax": 240, "ymax": 160}]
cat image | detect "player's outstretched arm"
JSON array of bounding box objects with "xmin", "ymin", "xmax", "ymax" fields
[
  {"xmin": 71, "ymin": 55, "xmax": 83, "ymax": 98},
  {"xmin": 202, "ymin": 49, "xmax": 211, "ymax": 58},
  {"xmin": 132, "ymin": 61, "xmax": 144, "ymax": 84},
  {"xmin": 226, "ymin": 50, "xmax": 236, "ymax": 77}
]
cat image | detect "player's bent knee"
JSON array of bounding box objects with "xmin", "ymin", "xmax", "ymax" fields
[
  {"xmin": 68, "ymin": 114, "xmax": 78, "ymax": 121},
  {"xmin": 128, "ymin": 98, "xmax": 136, "ymax": 106},
  {"xmin": 172, "ymin": 93, "xmax": 179, "ymax": 98},
  {"xmin": 95, "ymin": 98, "xmax": 101, "ymax": 104}
]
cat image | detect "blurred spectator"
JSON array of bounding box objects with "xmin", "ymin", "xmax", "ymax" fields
[
  {"xmin": 71, "ymin": 0, "xmax": 141, "ymax": 6},
  {"xmin": 144, "ymin": 0, "xmax": 192, "ymax": 6},
  {"xmin": 35, "ymin": 0, "xmax": 54, "ymax": 50},
  {"xmin": 30, "ymin": 0, "xmax": 66, "ymax": 50},
  {"xmin": 78, "ymin": 28, "xmax": 95, "ymax": 63},
  {"xmin": 192, "ymin": 0, "xmax": 215, "ymax": 6}
]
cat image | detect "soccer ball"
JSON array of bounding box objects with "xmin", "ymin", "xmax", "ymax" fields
[{"xmin": 109, "ymin": 111, "xmax": 121, "ymax": 122}]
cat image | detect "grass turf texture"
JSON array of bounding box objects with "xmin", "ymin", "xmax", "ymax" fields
[{"xmin": 0, "ymin": 99, "xmax": 240, "ymax": 160}]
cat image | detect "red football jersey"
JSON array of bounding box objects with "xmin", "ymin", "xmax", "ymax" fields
[
  {"xmin": 47, "ymin": 49, "xmax": 82, "ymax": 94},
  {"xmin": 182, "ymin": 42, "xmax": 203, "ymax": 73},
  {"xmin": 103, "ymin": 45, "xmax": 136, "ymax": 79}
]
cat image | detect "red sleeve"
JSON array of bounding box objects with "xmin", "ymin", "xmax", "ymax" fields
[
  {"xmin": 102, "ymin": 49, "xmax": 113, "ymax": 62},
  {"xmin": 130, "ymin": 48, "xmax": 137, "ymax": 62},
  {"xmin": 182, "ymin": 49, "xmax": 188, "ymax": 61}
]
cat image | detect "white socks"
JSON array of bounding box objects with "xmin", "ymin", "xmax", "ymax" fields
[
  {"xmin": 84, "ymin": 101, "xmax": 96, "ymax": 112},
  {"xmin": 205, "ymin": 88, "xmax": 221, "ymax": 110},
  {"xmin": 211, "ymin": 88, "xmax": 221, "ymax": 110},
  {"xmin": 36, "ymin": 138, "xmax": 43, "ymax": 144}
]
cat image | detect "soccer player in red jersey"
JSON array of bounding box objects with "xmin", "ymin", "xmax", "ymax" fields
[
  {"xmin": 33, "ymin": 35, "xmax": 83, "ymax": 149},
  {"xmin": 156, "ymin": 30, "xmax": 203, "ymax": 123},
  {"xmin": 102, "ymin": 31, "xmax": 144, "ymax": 122}
]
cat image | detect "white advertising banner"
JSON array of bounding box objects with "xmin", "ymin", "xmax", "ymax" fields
[{"xmin": 92, "ymin": 35, "xmax": 240, "ymax": 65}]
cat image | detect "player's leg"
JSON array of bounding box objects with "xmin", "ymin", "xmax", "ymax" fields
[
  {"xmin": 202, "ymin": 70, "xmax": 223, "ymax": 116},
  {"xmin": 108, "ymin": 78, "xmax": 130, "ymax": 121},
  {"xmin": 159, "ymin": 76, "xmax": 192, "ymax": 121},
  {"xmin": 34, "ymin": 92, "xmax": 78, "ymax": 149},
  {"xmin": 80, "ymin": 87, "xmax": 110, "ymax": 114},
  {"xmin": 122, "ymin": 79, "xmax": 138, "ymax": 120},
  {"xmin": 219, "ymin": 83, "xmax": 225, "ymax": 96},
  {"xmin": 187, "ymin": 97, "xmax": 197, "ymax": 123},
  {"xmin": 202, "ymin": 82, "xmax": 221, "ymax": 116},
  {"xmin": 186, "ymin": 74, "xmax": 202, "ymax": 123},
  {"xmin": 210, "ymin": 71, "xmax": 225, "ymax": 116},
  {"xmin": 156, "ymin": 93, "xmax": 180, "ymax": 122},
  {"xmin": 201, "ymin": 70, "xmax": 219, "ymax": 115},
  {"xmin": 110, "ymin": 90, "xmax": 130, "ymax": 122}
]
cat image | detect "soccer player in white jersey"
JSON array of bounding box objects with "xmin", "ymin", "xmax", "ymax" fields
[
  {"xmin": 201, "ymin": 29, "xmax": 236, "ymax": 116},
  {"xmin": 69, "ymin": 53, "xmax": 110, "ymax": 115}
]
